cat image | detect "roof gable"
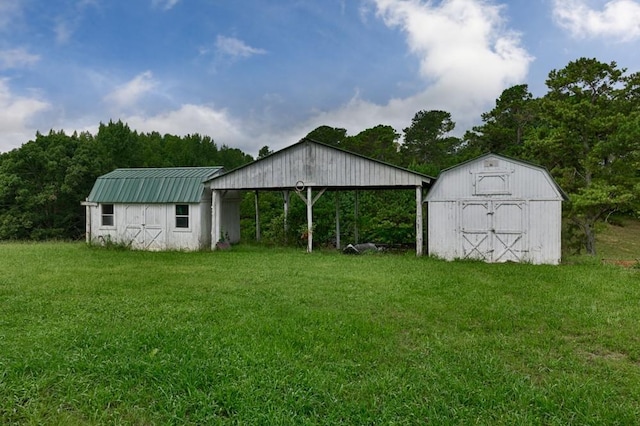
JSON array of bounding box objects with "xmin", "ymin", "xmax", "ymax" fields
[
  {"xmin": 88, "ymin": 167, "xmax": 223, "ymax": 203},
  {"xmin": 207, "ymin": 139, "xmax": 433, "ymax": 190},
  {"xmin": 426, "ymin": 153, "xmax": 568, "ymax": 201}
]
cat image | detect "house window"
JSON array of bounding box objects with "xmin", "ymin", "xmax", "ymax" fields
[
  {"xmin": 176, "ymin": 204, "xmax": 189, "ymax": 228},
  {"xmin": 102, "ymin": 204, "xmax": 114, "ymax": 226}
]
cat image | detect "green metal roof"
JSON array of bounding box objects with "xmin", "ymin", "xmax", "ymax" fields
[{"xmin": 87, "ymin": 167, "xmax": 223, "ymax": 203}]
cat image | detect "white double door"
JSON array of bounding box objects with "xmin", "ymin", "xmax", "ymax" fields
[
  {"xmin": 460, "ymin": 200, "xmax": 527, "ymax": 263},
  {"xmin": 124, "ymin": 205, "xmax": 164, "ymax": 250}
]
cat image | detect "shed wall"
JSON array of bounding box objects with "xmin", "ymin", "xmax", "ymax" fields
[{"xmin": 88, "ymin": 202, "xmax": 208, "ymax": 251}]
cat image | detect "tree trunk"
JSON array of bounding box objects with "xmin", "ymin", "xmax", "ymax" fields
[{"xmin": 583, "ymin": 221, "xmax": 597, "ymax": 256}]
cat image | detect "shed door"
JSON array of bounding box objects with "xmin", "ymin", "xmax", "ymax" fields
[
  {"xmin": 124, "ymin": 205, "xmax": 164, "ymax": 250},
  {"xmin": 460, "ymin": 200, "xmax": 527, "ymax": 262},
  {"xmin": 492, "ymin": 201, "xmax": 526, "ymax": 262},
  {"xmin": 461, "ymin": 201, "xmax": 492, "ymax": 261}
]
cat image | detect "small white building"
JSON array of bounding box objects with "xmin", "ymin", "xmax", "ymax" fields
[
  {"xmin": 426, "ymin": 154, "xmax": 567, "ymax": 264},
  {"xmin": 84, "ymin": 167, "xmax": 241, "ymax": 251}
]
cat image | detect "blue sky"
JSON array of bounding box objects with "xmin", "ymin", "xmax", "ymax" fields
[{"xmin": 1, "ymin": 0, "xmax": 640, "ymax": 156}]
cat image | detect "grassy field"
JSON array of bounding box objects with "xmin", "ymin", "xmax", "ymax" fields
[
  {"xmin": 1, "ymin": 241, "xmax": 639, "ymax": 425},
  {"xmin": 597, "ymin": 218, "xmax": 640, "ymax": 263}
]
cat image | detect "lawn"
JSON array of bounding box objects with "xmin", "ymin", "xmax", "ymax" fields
[{"xmin": 1, "ymin": 242, "xmax": 639, "ymax": 424}]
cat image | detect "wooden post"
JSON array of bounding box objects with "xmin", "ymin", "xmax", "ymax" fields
[
  {"xmin": 283, "ymin": 190, "xmax": 290, "ymax": 243},
  {"xmin": 81, "ymin": 200, "xmax": 97, "ymax": 244},
  {"xmin": 335, "ymin": 192, "xmax": 341, "ymax": 250},
  {"xmin": 354, "ymin": 190, "xmax": 359, "ymax": 244},
  {"xmin": 211, "ymin": 189, "xmax": 222, "ymax": 249},
  {"xmin": 416, "ymin": 186, "xmax": 423, "ymax": 256},
  {"xmin": 294, "ymin": 187, "xmax": 326, "ymax": 254},
  {"xmin": 254, "ymin": 191, "xmax": 261, "ymax": 242},
  {"xmin": 306, "ymin": 186, "xmax": 313, "ymax": 253}
]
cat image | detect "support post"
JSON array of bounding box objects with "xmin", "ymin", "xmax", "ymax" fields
[
  {"xmin": 81, "ymin": 200, "xmax": 97, "ymax": 244},
  {"xmin": 294, "ymin": 187, "xmax": 326, "ymax": 253},
  {"xmin": 211, "ymin": 189, "xmax": 222, "ymax": 249},
  {"xmin": 335, "ymin": 192, "xmax": 341, "ymax": 250},
  {"xmin": 354, "ymin": 190, "xmax": 359, "ymax": 244},
  {"xmin": 306, "ymin": 186, "xmax": 313, "ymax": 253},
  {"xmin": 283, "ymin": 190, "xmax": 290, "ymax": 244},
  {"xmin": 416, "ymin": 186, "xmax": 423, "ymax": 256},
  {"xmin": 254, "ymin": 191, "xmax": 261, "ymax": 242}
]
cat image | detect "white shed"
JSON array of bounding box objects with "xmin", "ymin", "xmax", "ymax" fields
[
  {"xmin": 83, "ymin": 167, "xmax": 241, "ymax": 251},
  {"xmin": 426, "ymin": 154, "xmax": 567, "ymax": 264}
]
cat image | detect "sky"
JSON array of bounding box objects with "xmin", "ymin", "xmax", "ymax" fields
[{"xmin": 1, "ymin": 0, "xmax": 640, "ymax": 157}]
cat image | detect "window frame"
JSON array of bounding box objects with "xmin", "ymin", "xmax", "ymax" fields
[
  {"xmin": 101, "ymin": 204, "xmax": 115, "ymax": 227},
  {"xmin": 175, "ymin": 204, "xmax": 190, "ymax": 229}
]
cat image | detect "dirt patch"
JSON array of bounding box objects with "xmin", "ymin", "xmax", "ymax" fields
[{"xmin": 602, "ymin": 259, "xmax": 639, "ymax": 268}]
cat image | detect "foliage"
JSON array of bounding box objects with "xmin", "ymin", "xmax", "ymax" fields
[
  {"xmin": 1, "ymin": 242, "xmax": 640, "ymax": 424},
  {"xmin": 0, "ymin": 121, "xmax": 253, "ymax": 240},
  {"xmin": 401, "ymin": 110, "xmax": 461, "ymax": 171},
  {"xmin": 526, "ymin": 58, "xmax": 640, "ymax": 254},
  {"xmin": 463, "ymin": 84, "xmax": 536, "ymax": 157}
]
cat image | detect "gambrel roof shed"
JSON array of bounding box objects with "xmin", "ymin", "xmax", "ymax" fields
[
  {"xmin": 426, "ymin": 153, "xmax": 567, "ymax": 265},
  {"xmin": 206, "ymin": 138, "xmax": 434, "ymax": 254}
]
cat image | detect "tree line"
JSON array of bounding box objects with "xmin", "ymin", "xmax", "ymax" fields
[
  {"xmin": 1, "ymin": 57, "xmax": 639, "ymax": 254},
  {"xmin": 0, "ymin": 121, "xmax": 252, "ymax": 240}
]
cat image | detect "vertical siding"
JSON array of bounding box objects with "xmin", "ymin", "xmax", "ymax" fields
[
  {"xmin": 88, "ymin": 202, "xmax": 215, "ymax": 251},
  {"xmin": 209, "ymin": 141, "xmax": 430, "ymax": 189},
  {"xmin": 428, "ymin": 201, "xmax": 458, "ymax": 260},
  {"xmin": 528, "ymin": 201, "xmax": 562, "ymax": 264}
]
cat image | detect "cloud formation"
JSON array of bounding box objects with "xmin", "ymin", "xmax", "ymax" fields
[
  {"xmin": 152, "ymin": 0, "xmax": 181, "ymax": 10},
  {"xmin": 109, "ymin": 0, "xmax": 535, "ymax": 155},
  {"xmin": 0, "ymin": 48, "xmax": 40, "ymax": 69},
  {"xmin": 291, "ymin": 0, "xmax": 533, "ymax": 142},
  {"xmin": 215, "ymin": 36, "xmax": 268, "ymax": 59},
  {"xmin": 553, "ymin": 0, "xmax": 640, "ymax": 42},
  {"xmin": 0, "ymin": 79, "xmax": 50, "ymax": 149},
  {"xmin": 104, "ymin": 71, "xmax": 158, "ymax": 111}
]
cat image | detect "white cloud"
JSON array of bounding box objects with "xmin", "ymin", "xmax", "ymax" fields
[
  {"xmin": 104, "ymin": 71, "xmax": 158, "ymax": 111},
  {"xmin": 54, "ymin": 19, "xmax": 73, "ymax": 44},
  {"xmin": 0, "ymin": 48, "xmax": 40, "ymax": 69},
  {"xmin": 297, "ymin": 0, "xmax": 533, "ymax": 140},
  {"xmin": 0, "ymin": 1, "xmax": 21, "ymax": 30},
  {"xmin": 215, "ymin": 35, "xmax": 267, "ymax": 59},
  {"xmin": 111, "ymin": 0, "xmax": 534, "ymax": 156},
  {"xmin": 553, "ymin": 0, "xmax": 640, "ymax": 42},
  {"xmin": 0, "ymin": 79, "xmax": 50, "ymax": 152},
  {"xmin": 152, "ymin": 0, "xmax": 181, "ymax": 10},
  {"xmin": 122, "ymin": 104, "xmax": 252, "ymax": 150}
]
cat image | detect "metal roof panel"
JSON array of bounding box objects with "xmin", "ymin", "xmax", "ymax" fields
[{"xmin": 88, "ymin": 167, "xmax": 223, "ymax": 203}]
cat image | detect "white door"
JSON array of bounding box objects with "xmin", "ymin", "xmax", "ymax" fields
[
  {"xmin": 460, "ymin": 200, "xmax": 526, "ymax": 262},
  {"xmin": 461, "ymin": 201, "xmax": 492, "ymax": 261},
  {"xmin": 492, "ymin": 201, "xmax": 526, "ymax": 262},
  {"xmin": 124, "ymin": 205, "xmax": 164, "ymax": 249},
  {"xmin": 143, "ymin": 205, "xmax": 164, "ymax": 250}
]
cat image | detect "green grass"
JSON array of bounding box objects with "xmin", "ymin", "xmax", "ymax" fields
[
  {"xmin": 1, "ymin": 242, "xmax": 640, "ymax": 424},
  {"xmin": 597, "ymin": 218, "xmax": 640, "ymax": 262}
]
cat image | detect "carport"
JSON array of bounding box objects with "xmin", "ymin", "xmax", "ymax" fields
[{"xmin": 205, "ymin": 138, "xmax": 433, "ymax": 255}]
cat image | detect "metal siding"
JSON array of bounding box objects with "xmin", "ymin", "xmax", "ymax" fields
[
  {"xmin": 208, "ymin": 140, "xmax": 431, "ymax": 190},
  {"xmin": 427, "ymin": 155, "xmax": 564, "ymax": 202}
]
